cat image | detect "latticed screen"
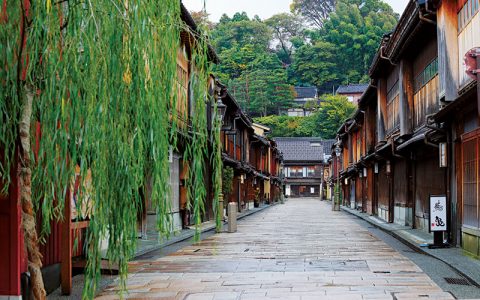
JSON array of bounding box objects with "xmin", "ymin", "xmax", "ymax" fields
[
  {"xmin": 457, "ymin": 0, "xmax": 480, "ymax": 87},
  {"xmin": 462, "ymin": 132, "xmax": 480, "ymax": 228},
  {"xmin": 176, "ymin": 49, "xmax": 189, "ymax": 127},
  {"xmin": 386, "ymin": 80, "xmax": 399, "ymax": 134},
  {"xmin": 458, "ymin": 0, "xmax": 480, "ymax": 31},
  {"xmin": 413, "ymin": 58, "xmax": 439, "ymax": 127}
]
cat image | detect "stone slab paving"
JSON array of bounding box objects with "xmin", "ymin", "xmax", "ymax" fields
[{"xmin": 97, "ymin": 198, "xmax": 454, "ymax": 300}]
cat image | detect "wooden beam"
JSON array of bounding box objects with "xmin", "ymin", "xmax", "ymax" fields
[
  {"xmin": 437, "ymin": 0, "xmax": 459, "ymax": 102},
  {"xmin": 377, "ymin": 78, "xmax": 387, "ymax": 142},
  {"xmin": 71, "ymin": 220, "xmax": 89, "ymax": 230},
  {"xmin": 477, "ymin": 55, "xmax": 480, "ymax": 121},
  {"xmin": 399, "ymin": 59, "xmax": 413, "ymax": 135}
]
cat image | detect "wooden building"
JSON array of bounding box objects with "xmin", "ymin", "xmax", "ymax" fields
[
  {"xmin": 334, "ymin": 0, "xmax": 480, "ymax": 257},
  {"xmin": 336, "ymin": 84, "xmax": 369, "ymax": 104},
  {"xmin": 218, "ymin": 81, "xmax": 254, "ymax": 211},
  {"xmin": 431, "ymin": 0, "xmax": 480, "ymax": 256},
  {"xmin": 285, "ymin": 87, "xmax": 319, "ymax": 117},
  {"xmin": 218, "ymin": 83, "xmax": 284, "ymax": 212},
  {"xmin": 269, "ymin": 139, "xmax": 284, "ymax": 203},
  {"xmin": 337, "ymin": 85, "xmax": 378, "ymax": 214},
  {"xmin": 275, "ymin": 138, "xmax": 325, "ymax": 198}
]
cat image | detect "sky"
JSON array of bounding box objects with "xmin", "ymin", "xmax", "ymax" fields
[{"xmin": 181, "ymin": 0, "xmax": 410, "ymax": 22}]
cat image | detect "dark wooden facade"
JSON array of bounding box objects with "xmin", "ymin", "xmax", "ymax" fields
[
  {"xmin": 219, "ymin": 84, "xmax": 284, "ymax": 211},
  {"xmin": 333, "ymin": 0, "xmax": 480, "ymax": 257}
]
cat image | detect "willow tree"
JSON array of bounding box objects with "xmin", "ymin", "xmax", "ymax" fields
[{"xmin": 0, "ymin": 1, "xmax": 222, "ymax": 299}]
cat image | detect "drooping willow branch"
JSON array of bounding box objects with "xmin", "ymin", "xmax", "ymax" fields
[{"xmin": 0, "ymin": 0, "xmax": 222, "ymax": 298}]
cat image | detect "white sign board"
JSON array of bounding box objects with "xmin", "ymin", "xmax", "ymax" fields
[
  {"xmin": 310, "ymin": 187, "xmax": 315, "ymax": 194},
  {"xmin": 430, "ymin": 195, "xmax": 447, "ymax": 232}
]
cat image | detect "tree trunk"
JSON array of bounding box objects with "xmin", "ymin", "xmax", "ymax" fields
[{"xmin": 19, "ymin": 84, "xmax": 46, "ymax": 300}]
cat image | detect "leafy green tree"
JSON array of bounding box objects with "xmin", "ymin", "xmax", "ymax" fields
[
  {"xmin": 291, "ymin": 0, "xmax": 336, "ymax": 28},
  {"xmin": 231, "ymin": 68, "xmax": 294, "ymax": 117},
  {"xmin": 210, "ymin": 12, "xmax": 294, "ymax": 115},
  {"xmin": 290, "ymin": 0, "xmax": 397, "ymax": 93},
  {"xmin": 291, "ymin": 41, "xmax": 338, "ymax": 92},
  {"xmin": 211, "ymin": 12, "xmax": 271, "ymax": 52},
  {"xmin": 214, "ymin": 44, "xmax": 258, "ymax": 82},
  {"xmin": 255, "ymin": 94, "xmax": 355, "ymax": 139},
  {"xmin": 209, "ymin": 1, "xmax": 396, "ymax": 119},
  {"xmin": 320, "ymin": 0, "xmax": 397, "ymax": 82},
  {"xmin": 254, "ymin": 115, "xmax": 310, "ymax": 137},
  {"xmin": 190, "ymin": 10, "xmax": 215, "ymax": 30},
  {"xmin": 254, "ymin": 115, "xmax": 317, "ymax": 137},
  {"xmin": 211, "ymin": 13, "xmax": 274, "ymax": 83},
  {"xmin": 312, "ymin": 94, "xmax": 356, "ymax": 138},
  {"xmin": 265, "ymin": 13, "xmax": 304, "ymax": 64}
]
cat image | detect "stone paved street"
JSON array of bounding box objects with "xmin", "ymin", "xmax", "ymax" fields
[{"xmin": 97, "ymin": 198, "xmax": 454, "ymax": 300}]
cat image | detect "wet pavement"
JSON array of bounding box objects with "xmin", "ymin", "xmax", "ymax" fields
[{"xmin": 97, "ymin": 198, "xmax": 455, "ymax": 299}]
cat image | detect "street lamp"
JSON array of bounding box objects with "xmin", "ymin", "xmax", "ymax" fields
[
  {"xmin": 216, "ymin": 98, "xmax": 227, "ymax": 123},
  {"xmin": 334, "ymin": 141, "xmax": 342, "ymax": 211}
]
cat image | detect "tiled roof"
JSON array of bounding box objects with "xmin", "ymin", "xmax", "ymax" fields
[
  {"xmin": 274, "ymin": 137, "xmax": 324, "ymax": 162},
  {"xmin": 336, "ymin": 84, "xmax": 369, "ymax": 95},
  {"xmin": 294, "ymin": 87, "xmax": 317, "ymax": 99},
  {"xmin": 321, "ymin": 139, "xmax": 336, "ymax": 155}
]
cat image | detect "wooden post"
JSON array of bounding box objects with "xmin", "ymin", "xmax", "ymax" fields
[
  {"xmin": 377, "ymin": 79, "xmax": 387, "ymax": 142},
  {"xmin": 366, "ymin": 104, "xmax": 376, "ymax": 151},
  {"xmin": 61, "ymin": 189, "xmax": 72, "ymax": 295},
  {"xmin": 477, "ymin": 54, "xmax": 480, "ymax": 120},
  {"xmin": 437, "ymin": 0, "xmax": 459, "ymax": 102},
  {"xmin": 399, "ymin": 59, "xmax": 413, "ymax": 136},
  {"xmin": 348, "ymin": 133, "xmax": 353, "ymax": 164}
]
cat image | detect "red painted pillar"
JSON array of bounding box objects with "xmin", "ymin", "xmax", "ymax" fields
[
  {"xmin": 0, "ymin": 0, "xmax": 31, "ymax": 296},
  {"xmin": 0, "ymin": 157, "xmax": 27, "ymax": 297}
]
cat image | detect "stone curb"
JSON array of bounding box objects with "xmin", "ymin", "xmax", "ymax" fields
[
  {"xmin": 340, "ymin": 205, "xmax": 480, "ymax": 288},
  {"xmin": 134, "ymin": 203, "xmax": 274, "ymax": 258}
]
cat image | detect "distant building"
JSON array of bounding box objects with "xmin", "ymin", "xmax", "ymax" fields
[
  {"xmin": 275, "ymin": 137, "xmax": 325, "ymax": 197},
  {"xmin": 335, "ymin": 84, "xmax": 369, "ymax": 103},
  {"xmin": 286, "ymin": 86, "xmax": 319, "ymax": 117}
]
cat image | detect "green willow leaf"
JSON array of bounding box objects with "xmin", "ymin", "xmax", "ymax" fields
[{"xmin": 1, "ymin": 1, "xmax": 222, "ymax": 299}]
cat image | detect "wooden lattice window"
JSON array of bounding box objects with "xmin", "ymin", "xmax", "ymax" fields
[
  {"xmin": 176, "ymin": 48, "xmax": 189, "ymax": 127},
  {"xmin": 458, "ymin": 0, "xmax": 480, "ymax": 32},
  {"xmin": 386, "ymin": 80, "xmax": 400, "ymax": 134},
  {"xmin": 462, "ymin": 129, "xmax": 480, "ymax": 228},
  {"xmin": 413, "ymin": 58, "xmax": 439, "ymax": 128}
]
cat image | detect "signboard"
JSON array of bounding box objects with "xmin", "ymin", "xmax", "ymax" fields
[
  {"xmin": 310, "ymin": 187, "xmax": 315, "ymax": 194},
  {"xmin": 430, "ymin": 195, "xmax": 447, "ymax": 232}
]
